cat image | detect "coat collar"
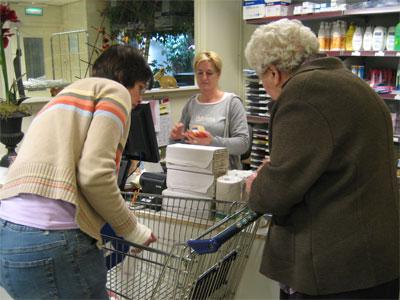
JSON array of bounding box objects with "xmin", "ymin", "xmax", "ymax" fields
[{"xmin": 282, "ymin": 56, "xmax": 345, "ymax": 89}]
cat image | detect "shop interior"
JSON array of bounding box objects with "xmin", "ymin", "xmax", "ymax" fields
[{"xmin": 0, "ymin": 0, "xmax": 399, "ymax": 299}]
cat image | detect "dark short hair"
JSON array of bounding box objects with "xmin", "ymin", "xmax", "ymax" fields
[{"xmin": 92, "ymin": 45, "xmax": 153, "ymax": 89}]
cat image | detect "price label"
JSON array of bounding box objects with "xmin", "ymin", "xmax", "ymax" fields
[
  {"xmin": 394, "ymin": 137, "xmax": 399, "ymax": 143},
  {"xmin": 395, "ymin": 94, "xmax": 400, "ymax": 100},
  {"xmin": 396, "ymin": 52, "xmax": 400, "ymax": 57},
  {"xmin": 374, "ymin": 51, "xmax": 385, "ymax": 56},
  {"xmin": 351, "ymin": 51, "xmax": 361, "ymax": 56}
]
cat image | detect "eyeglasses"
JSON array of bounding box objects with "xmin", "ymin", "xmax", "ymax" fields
[
  {"xmin": 139, "ymin": 81, "xmax": 151, "ymax": 95},
  {"xmin": 139, "ymin": 86, "xmax": 147, "ymax": 95}
]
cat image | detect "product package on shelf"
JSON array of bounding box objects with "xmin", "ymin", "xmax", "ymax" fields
[
  {"xmin": 243, "ymin": 0, "xmax": 266, "ymax": 20},
  {"xmin": 250, "ymin": 127, "xmax": 270, "ymax": 170},
  {"xmin": 243, "ymin": 69, "xmax": 272, "ymax": 118}
]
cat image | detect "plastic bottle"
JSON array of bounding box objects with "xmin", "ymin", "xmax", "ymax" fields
[
  {"xmin": 331, "ymin": 21, "xmax": 341, "ymax": 51},
  {"xmin": 318, "ymin": 22, "xmax": 326, "ymax": 51},
  {"xmin": 372, "ymin": 26, "xmax": 387, "ymax": 51},
  {"xmin": 394, "ymin": 22, "xmax": 400, "ymax": 51},
  {"xmin": 325, "ymin": 22, "xmax": 332, "ymax": 50},
  {"xmin": 362, "ymin": 26, "xmax": 373, "ymax": 51},
  {"xmin": 345, "ymin": 23, "xmax": 356, "ymax": 51},
  {"xmin": 396, "ymin": 62, "xmax": 400, "ymax": 90},
  {"xmin": 386, "ymin": 26, "xmax": 395, "ymax": 51},
  {"xmin": 352, "ymin": 26, "xmax": 364, "ymax": 51},
  {"xmin": 340, "ymin": 21, "xmax": 347, "ymax": 51}
]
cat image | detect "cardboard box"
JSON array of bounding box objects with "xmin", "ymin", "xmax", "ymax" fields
[
  {"xmin": 265, "ymin": 4, "xmax": 289, "ymax": 17},
  {"xmin": 293, "ymin": 5, "xmax": 302, "ymax": 14},
  {"xmin": 243, "ymin": 0, "xmax": 266, "ymax": 20},
  {"xmin": 265, "ymin": 0, "xmax": 291, "ymax": 4},
  {"xmin": 162, "ymin": 188, "xmax": 215, "ymax": 219},
  {"xmin": 166, "ymin": 143, "xmax": 229, "ymax": 175},
  {"xmin": 166, "ymin": 168, "xmax": 216, "ymax": 198}
]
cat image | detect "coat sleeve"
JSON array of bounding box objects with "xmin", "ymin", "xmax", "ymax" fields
[{"xmin": 248, "ymin": 99, "xmax": 333, "ymax": 216}]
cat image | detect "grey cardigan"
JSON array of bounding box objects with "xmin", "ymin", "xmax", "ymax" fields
[
  {"xmin": 248, "ymin": 57, "xmax": 399, "ymax": 295},
  {"xmin": 179, "ymin": 93, "xmax": 249, "ymax": 169}
]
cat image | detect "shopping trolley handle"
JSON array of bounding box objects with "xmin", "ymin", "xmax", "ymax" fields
[{"xmin": 187, "ymin": 208, "xmax": 262, "ymax": 255}]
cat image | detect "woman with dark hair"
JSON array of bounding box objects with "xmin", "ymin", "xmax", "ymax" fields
[{"xmin": 0, "ymin": 45, "xmax": 156, "ymax": 299}]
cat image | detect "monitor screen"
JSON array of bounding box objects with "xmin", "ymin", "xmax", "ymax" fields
[{"xmin": 123, "ymin": 102, "xmax": 160, "ymax": 163}]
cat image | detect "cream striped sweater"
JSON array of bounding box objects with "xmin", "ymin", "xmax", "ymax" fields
[{"xmin": 0, "ymin": 77, "xmax": 144, "ymax": 243}]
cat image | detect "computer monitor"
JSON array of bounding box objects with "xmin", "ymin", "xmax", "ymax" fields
[{"xmin": 123, "ymin": 102, "xmax": 160, "ymax": 163}]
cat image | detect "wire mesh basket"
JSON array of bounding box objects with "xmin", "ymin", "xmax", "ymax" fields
[{"xmin": 102, "ymin": 192, "xmax": 261, "ymax": 300}]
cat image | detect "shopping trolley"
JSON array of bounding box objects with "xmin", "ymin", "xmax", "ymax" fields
[{"xmin": 101, "ymin": 192, "xmax": 261, "ymax": 300}]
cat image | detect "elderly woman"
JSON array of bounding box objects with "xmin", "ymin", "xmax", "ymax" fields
[
  {"xmin": 245, "ymin": 19, "xmax": 399, "ymax": 299},
  {"xmin": 170, "ymin": 51, "xmax": 249, "ymax": 170}
]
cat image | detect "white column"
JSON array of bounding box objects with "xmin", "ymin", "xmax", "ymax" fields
[{"xmin": 194, "ymin": 0, "xmax": 244, "ymax": 98}]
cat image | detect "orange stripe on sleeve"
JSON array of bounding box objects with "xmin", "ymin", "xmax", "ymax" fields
[{"xmin": 96, "ymin": 102, "xmax": 127, "ymax": 125}]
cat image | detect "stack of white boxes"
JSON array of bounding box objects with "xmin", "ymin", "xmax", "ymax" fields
[
  {"xmin": 243, "ymin": 0, "xmax": 292, "ymax": 20},
  {"xmin": 265, "ymin": 0, "xmax": 291, "ymax": 17},
  {"xmin": 162, "ymin": 143, "xmax": 229, "ymax": 217},
  {"xmin": 243, "ymin": 0, "xmax": 266, "ymax": 20}
]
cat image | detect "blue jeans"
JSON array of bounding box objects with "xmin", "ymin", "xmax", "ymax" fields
[{"xmin": 0, "ymin": 219, "xmax": 108, "ymax": 299}]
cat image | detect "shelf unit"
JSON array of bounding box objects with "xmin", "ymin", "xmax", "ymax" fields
[
  {"xmin": 244, "ymin": 4, "xmax": 400, "ymax": 172},
  {"xmin": 246, "ymin": 5, "xmax": 400, "ymax": 24},
  {"xmin": 244, "ymin": 70, "xmax": 271, "ymax": 169}
]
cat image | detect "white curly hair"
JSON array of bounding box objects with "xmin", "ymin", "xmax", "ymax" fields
[{"xmin": 245, "ymin": 19, "xmax": 319, "ymax": 75}]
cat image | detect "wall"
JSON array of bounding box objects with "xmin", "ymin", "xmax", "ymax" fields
[
  {"xmin": 195, "ymin": 0, "xmax": 244, "ymax": 99},
  {"xmin": 6, "ymin": 0, "xmax": 104, "ymax": 98},
  {"xmin": 5, "ymin": 4, "xmax": 63, "ymax": 99}
]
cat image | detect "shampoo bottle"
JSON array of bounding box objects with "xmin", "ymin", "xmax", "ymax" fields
[
  {"xmin": 352, "ymin": 26, "xmax": 364, "ymax": 51},
  {"xmin": 386, "ymin": 26, "xmax": 395, "ymax": 51},
  {"xmin": 318, "ymin": 22, "xmax": 326, "ymax": 51},
  {"xmin": 394, "ymin": 22, "xmax": 400, "ymax": 51},
  {"xmin": 325, "ymin": 22, "xmax": 332, "ymax": 50},
  {"xmin": 372, "ymin": 26, "xmax": 387, "ymax": 51},
  {"xmin": 345, "ymin": 23, "xmax": 356, "ymax": 51},
  {"xmin": 331, "ymin": 21, "xmax": 341, "ymax": 51},
  {"xmin": 362, "ymin": 26, "xmax": 373, "ymax": 51}
]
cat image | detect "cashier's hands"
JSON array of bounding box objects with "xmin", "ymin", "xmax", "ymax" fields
[
  {"xmin": 170, "ymin": 122, "xmax": 185, "ymax": 140},
  {"xmin": 170, "ymin": 122, "xmax": 213, "ymax": 145},
  {"xmin": 245, "ymin": 158, "xmax": 270, "ymax": 194},
  {"xmin": 184, "ymin": 129, "xmax": 212, "ymax": 145}
]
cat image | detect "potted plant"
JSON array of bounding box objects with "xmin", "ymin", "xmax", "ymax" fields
[{"xmin": 0, "ymin": 4, "xmax": 29, "ymax": 167}]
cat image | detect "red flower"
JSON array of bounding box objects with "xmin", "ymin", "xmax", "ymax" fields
[
  {"xmin": 0, "ymin": 5, "xmax": 19, "ymax": 49},
  {"xmin": 2, "ymin": 28, "xmax": 13, "ymax": 48},
  {"xmin": 0, "ymin": 4, "xmax": 19, "ymax": 24}
]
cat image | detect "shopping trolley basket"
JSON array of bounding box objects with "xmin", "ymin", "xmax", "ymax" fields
[{"xmin": 101, "ymin": 192, "xmax": 261, "ymax": 300}]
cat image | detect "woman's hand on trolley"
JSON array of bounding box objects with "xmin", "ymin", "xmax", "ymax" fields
[
  {"xmin": 245, "ymin": 158, "xmax": 270, "ymax": 193},
  {"xmin": 131, "ymin": 232, "xmax": 157, "ymax": 254}
]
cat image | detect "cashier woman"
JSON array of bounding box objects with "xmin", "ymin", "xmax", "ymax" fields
[{"xmin": 170, "ymin": 51, "xmax": 250, "ymax": 170}]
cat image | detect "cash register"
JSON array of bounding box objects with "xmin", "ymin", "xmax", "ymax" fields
[{"xmin": 119, "ymin": 102, "xmax": 166, "ymax": 208}]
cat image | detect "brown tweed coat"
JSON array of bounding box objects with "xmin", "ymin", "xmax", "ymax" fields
[{"xmin": 248, "ymin": 57, "xmax": 399, "ymax": 295}]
